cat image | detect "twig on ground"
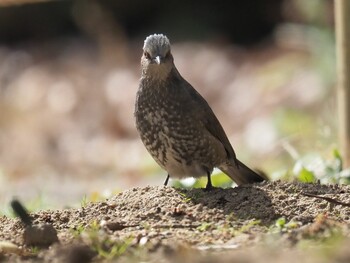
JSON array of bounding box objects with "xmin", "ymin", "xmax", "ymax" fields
[{"xmin": 301, "ymin": 192, "xmax": 350, "ymax": 207}]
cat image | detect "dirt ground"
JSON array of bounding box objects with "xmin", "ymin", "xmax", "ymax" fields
[{"xmin": 0, "ymin": 180, "xmax": 350, "ymax": 262}]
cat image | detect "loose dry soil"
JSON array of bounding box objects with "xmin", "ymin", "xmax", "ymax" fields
[{"xmin": 1, "ymin": 181, "xmax": 350, "ymax": 262}]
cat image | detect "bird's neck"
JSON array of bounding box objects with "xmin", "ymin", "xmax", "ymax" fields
[
  {"xmin": 140, "ymin": 68, "xmax": 182, "ymax": 99},
  {"xmin": 142, "ymin": 64, "xmax": 179, "ymax": 83}
]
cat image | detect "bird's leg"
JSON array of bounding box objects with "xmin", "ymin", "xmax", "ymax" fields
[
  {"xmin": 205, "ymin": 172, "xmax": 213, "ymax": 190},
  {"xmin": 164, "ymin": 174, "xmax": 170, "ymax": 186}
]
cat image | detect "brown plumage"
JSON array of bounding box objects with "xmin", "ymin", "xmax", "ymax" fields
[{"xmin": 135, "ymin": 34, "xmax": 267, "ymax": 189}]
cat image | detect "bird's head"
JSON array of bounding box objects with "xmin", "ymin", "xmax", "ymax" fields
[{"xmin": 141, "ymin": 34, "xmax": 174, "ymax": 80}]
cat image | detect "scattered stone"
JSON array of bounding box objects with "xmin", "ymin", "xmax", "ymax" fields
[
  {"xmin": 0, "ymin": 240, "xmax": 21, "ymax": 254},
  {"xmin": 43, "ymin": 243, "xmax": 96, "ymax": 263},
  {"xmin": 104, "ymin": 221, "xmax": 127, "ymax": 231},
  {"xmin": 10, "ymin": 199, "xmax": 59, "ymax": 248},
  {"xmin": 23, "ymin": 224, "xmax": 59, "ymax": 247}
]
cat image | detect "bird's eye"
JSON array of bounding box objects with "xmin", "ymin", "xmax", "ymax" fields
[
  {"xmin": 144, "ymin": 52, "xmax": 151, "ymax": 59},
  {"xmin": 165, "ymin": 51, "xmax": 171, "ymax": 58}
]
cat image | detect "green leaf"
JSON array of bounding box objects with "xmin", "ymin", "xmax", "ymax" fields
[
  {"xmin": 333, "ymin": 148, "xmax": 342, "ymax": 160},
  {"xmin": 275, "ymin": 217, "xmax": 286, "ymax": 228},
  {"xmin": 298, "ymin": 167, "xmax": 316, "ymax": 183},
  {"xmin": 333, "ymin": 148, "xmax": 343, "ymax": 171},
  {"xmin": 197, "ymin": 222, "xmax": 213, "ymax": 232}
]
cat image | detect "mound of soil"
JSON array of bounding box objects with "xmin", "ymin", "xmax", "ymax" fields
[{"xmin": 1, "ymin": 181, "xmax": 350, "ymax": 262}]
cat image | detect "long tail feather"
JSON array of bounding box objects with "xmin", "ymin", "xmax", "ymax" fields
[{"xmin": 219, "ymin": 159, "xmax": 268, "ymax": 185}]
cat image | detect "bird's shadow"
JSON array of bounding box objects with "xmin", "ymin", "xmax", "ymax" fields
[{"xmin": 176, "ymin": 183, "xmax": 277, "ymax": 225}]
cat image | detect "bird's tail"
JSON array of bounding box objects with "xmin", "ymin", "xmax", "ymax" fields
[{"xmin": 219, "ymin": 159, "xmax": 268, "ymax": 185}]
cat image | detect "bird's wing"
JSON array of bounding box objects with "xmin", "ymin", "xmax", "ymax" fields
[{"xmin": 181, "ymin": 78, "xmax": 237, "ymax": 163}]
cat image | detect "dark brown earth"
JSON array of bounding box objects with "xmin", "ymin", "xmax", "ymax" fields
[{"xmin": 1, "ymin": 181, "xmax": 350, "ymax": 262}]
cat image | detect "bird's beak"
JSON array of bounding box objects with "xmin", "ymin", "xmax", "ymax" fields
[{"xmin": 155, "ymin": 56, "xmax": 161, "ymax": 65}]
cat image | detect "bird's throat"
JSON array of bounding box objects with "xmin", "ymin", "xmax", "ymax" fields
[{"xmin": 142, "ymin": 64, "xmax": 172, "ymax": 82}]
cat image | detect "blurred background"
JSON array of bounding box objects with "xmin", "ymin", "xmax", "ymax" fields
[{"xmin": 0, "ymin": 0, "xmax": 339, "ymax": 210}]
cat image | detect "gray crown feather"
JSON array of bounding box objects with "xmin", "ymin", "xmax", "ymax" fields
[{"xmin": 143, "ymin": 34, "xmax": 171, "ymax": 57}]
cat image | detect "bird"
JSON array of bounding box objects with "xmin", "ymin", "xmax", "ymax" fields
[{"xmin": 135, "ymin": 34, "xmax": 267, "ymax": 190}]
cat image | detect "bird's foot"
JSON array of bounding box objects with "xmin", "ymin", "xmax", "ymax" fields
[
  {"xmin": 204, "ymin": 183, "xmax": 213, "ymax": 191},
  {"xmin": 204, "ymin": 172, "xmax": 213, "ymax": 191},
  {"xmin": 163, "ymin": 174, "xmax": 170, "ymax": 186}
]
